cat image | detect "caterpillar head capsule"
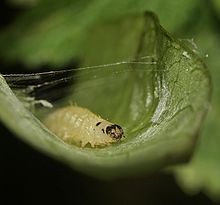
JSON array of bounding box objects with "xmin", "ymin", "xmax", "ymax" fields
[{"xmin": 106, "ymin": 124, "xmax": 124, "ymax": 140}]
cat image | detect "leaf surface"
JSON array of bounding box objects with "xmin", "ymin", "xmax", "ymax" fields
[{"xmin": 0, "ymin": 13, "xmax": 211, "ymax": 179}]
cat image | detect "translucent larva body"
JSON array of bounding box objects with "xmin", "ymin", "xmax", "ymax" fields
[{"xmin": 44, "ymin": 106, "xmax": 124, "ymax": 147}]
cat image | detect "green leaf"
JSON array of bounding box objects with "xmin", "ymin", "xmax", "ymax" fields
[
  {"xmin": 0, "ymin": 0, "xmax": 200, "ymax": 67},
  {"xmin": 173, "ymin": 14, "xmax": 220, "ymax": 201},
  {"xmin": 212, "ymin": 0, "xmax": 220, "ymax": 17},
  {"xmin": 0, "ymin": 12, "xmax": 210, "ymax": 179}
]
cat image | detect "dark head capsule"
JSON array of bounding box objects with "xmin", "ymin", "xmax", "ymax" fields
[{"xmin": 106, "ymin": 124, "xmax": 124, "ymax": 140}]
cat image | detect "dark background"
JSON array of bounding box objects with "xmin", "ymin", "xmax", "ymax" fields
[{"xmin": 0, "ymin": 1, "xmax": 218, "ymax": 205}]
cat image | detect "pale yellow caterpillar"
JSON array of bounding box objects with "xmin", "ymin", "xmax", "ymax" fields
[{"xmin": 44, "ymin": 106, "xmax": 125, "ymax": 147}]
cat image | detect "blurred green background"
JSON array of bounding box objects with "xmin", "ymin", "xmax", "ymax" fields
[{"xmin": 0, "ymin": 0, "xmax": 220, "ymax": 204}]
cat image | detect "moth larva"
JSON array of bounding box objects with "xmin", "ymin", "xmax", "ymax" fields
[{"xmin": 44, "ymin": 106, "xmax": 124, "ymax": 147}]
